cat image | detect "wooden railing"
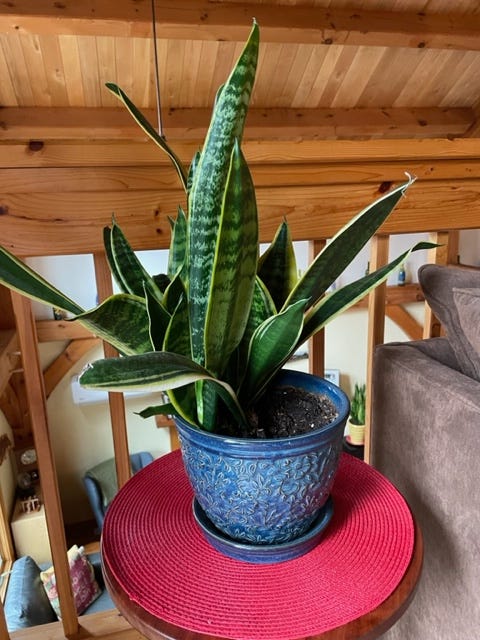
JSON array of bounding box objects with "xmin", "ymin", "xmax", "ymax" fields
[{"xmin": 0, "ymin": 137, "xmax": 479, "ymax": 637}]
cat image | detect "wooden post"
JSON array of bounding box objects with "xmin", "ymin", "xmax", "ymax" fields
[
  {"xmin": 308, "ymin": 240, "xmax": 326, "ymax": 377},
  {"xmin": 93, "ymin": 253, "xmax": 131, "ymax": 488},
  {"xmin": 11, "ymin": 293, "xmax": 78, "ymax": 635},
  {"xmin": 364, "ymin": 235, "xmax": 390, "ymax": 464}
]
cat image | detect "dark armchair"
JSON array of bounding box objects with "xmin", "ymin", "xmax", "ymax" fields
[{"xmin": 83, "ymin": 451, "xmax": 154, "ymax": 531}]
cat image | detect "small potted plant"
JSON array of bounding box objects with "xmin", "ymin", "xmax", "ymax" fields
[
  {"xmin": 0, "ymin": 22, "xmax": 430, "ymax": 562},
  {"xmin": 347, "ymin": 383, "xmax": 366, "ymax": 447}
]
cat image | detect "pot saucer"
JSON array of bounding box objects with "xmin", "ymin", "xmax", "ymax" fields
[{"xmin": 192, "ymin": 496, "xmax": 334, "ymax": 564}]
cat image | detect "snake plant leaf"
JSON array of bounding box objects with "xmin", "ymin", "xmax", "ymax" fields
[
  {"xmin": 138, "ymin": 402, "xmax": 176, "ymax": 419},
  {"xmin": 144, "ymin": 284, "xmax": 170, "ymax": 351},
  {"xmin": 187, "ymin": 151, "xmax": 201, "ymax": 194},
  {"xmin": 163, "ymin": 290, "xmax": 197, "ymax": 424},
  {"xmin": 188, "ymin": 22, "xmax": 259, "ymax": 365},
  {"xmin": 75, "ymin": 294, "xmax": 152, "ymax": 355},
  {"xmin": 301, "ymin": 241, "xmax": 434, "ymax": 342},
  {"xmin": 258, "ymin": 221, "xmax": 298, "ymax": 310},
  {"xmin": 234, "ymin": 276, "xmax": 276, "ymax": 381},
  {"xmin": 0, "ymin": 246, "xmax": 84, "ymax": 316},
  {"xmin": 105, "ymin": 82, "xmax": 188, "ymax": 192},
  {"xmin": 239, "ymin": 298, "xmax": 308, "ymax": 406},
  {"xmin": 103, "ymin": 226, "xmax": 128, "ymax": 294},
  {"xmin": 167, "ymin": 207, "xmax": 187, "ymax": 279},
  {"xmin": 284, "ymin": 175, "xmax": 415, "ymax": 311},
  {"xmin": 162, "ymin": 272, "xmax": 186, "ymax": 316},
  {"xmin": 79, "ymin": 351, "xmax": 247, "ymax": 427},
  {"xmin": 204, "ymin": 140, "xmax": 258, "ymax": 376},
  {"xmin": 110, "ymin": 221, "xmax": 163, "ymax": 301}
]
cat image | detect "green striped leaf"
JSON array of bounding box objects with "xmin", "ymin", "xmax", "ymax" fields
[
  {"xmin": 204, "ymin": 141, "xmax": 258, "ymax": 376},
  {"xmin": 0, "ymin": 246, "xmax": 84, "ymax": 316},
  {"xmin": 144, "ymin": 285, "xmax": 171, "ymax": 351},
  {"xmin": 79, "ymin": 351, "xmax": 247, "ymax": 427},
  {"xmin": 106, "ymin": 82, "xmax": 188, "ymax": 191},
  {"xmin": 110, "ymin": 221, "xmax": 162, "ymax": 300},
  {"xmin": 187, "ymin": 22, "xmax": 259, "ymax": 365},
  {"xmin": 301, "ymin": 242, "xmax": 434, "ymax": 342},
  {"xmin": 103, "ymin": 226, "xmax": 128, "ymax": 294},
  {"xmin": 75, "ymin": 294, "xmax": 152, "ymax": 355},
  {"xmin": 163, "ymin": 289, "xmax": 197, "ymax": 424},
  {"xmin": 239, "ymin": 299, "xmax": 307, "ymax": 405},
  {"xmin": 258, "ymin": 221, "xmax": 297, "ymax": 310},
  {"xmin": 167, "ymin": 207, "xmax": 187, "ymax": 279},
  {"xmin": 284, "ymin": 175, "xmax": 415, "ymax": 311}
]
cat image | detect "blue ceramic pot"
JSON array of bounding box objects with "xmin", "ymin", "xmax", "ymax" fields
[{"xmin": 175, "ymin": 369, "xmax": 349, "ymax": 546}]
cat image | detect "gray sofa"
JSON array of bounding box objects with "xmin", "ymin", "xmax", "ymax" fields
[
  {"xmin": 4, "ymin": 552, "xmax": 114, "ymax": 632},
  {"xmin": 371, "ymin": 264, "xmax": 480, "ymax": 639}
]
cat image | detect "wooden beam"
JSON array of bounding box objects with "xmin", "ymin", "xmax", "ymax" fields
[
  {"xmin": 2, "ymin": 160, "xmax": 480, "ymax": 195},
  {"xmin": 0, "ymin": 106, "xmax": 473, "ymax": 142},
  {"xmin": 0, "ymin": 330, "xmax": 19, "ymax": 397},
  {"xmin": 36, "ymin": 319, "xmax": 94, "ymax": 342},
  {"xmin": 1, "ymin": 178, "xmax": 480, "ymax": 257},
  {"xmin": 1, "ymin": 2, "xmax": 480, "ymax": 51},
  {"xmin": 2, "ymin": 138, "xmax": 480, "ymax": 170},
  {"xmin": 43, "ymin": 337, "xmax": 99, "ymax": 398}
]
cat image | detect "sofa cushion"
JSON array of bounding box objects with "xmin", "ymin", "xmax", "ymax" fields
[
  {"xmin": 418, "ymin": 264, "xmax": 480, "ymax": 380},
  {"xmin": 4, "ymin": 556, "xmax": 57, "ymax": 631},
  {"xmin": 40, "ymin": 545, "xmax": 101, "ymax": 618}
]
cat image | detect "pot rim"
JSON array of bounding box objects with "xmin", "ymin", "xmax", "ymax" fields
[{"xmin": 175, "ymin": 368, "xmax": 350, "ymax": 448}]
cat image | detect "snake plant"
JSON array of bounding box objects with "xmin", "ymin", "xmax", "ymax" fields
[{"xmin": 0, "ymin": 22, "xmax": 431, "ymax": 434}]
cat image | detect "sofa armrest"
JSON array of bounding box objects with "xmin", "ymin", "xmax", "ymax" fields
[{"xmin": 371, "ymin": 339, "xmax": 480, "ymax": 639}]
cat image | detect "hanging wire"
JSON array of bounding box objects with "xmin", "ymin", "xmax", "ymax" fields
[{"xmin": 151, "ymin": 0, "xmax": 164, "ymax": 137}]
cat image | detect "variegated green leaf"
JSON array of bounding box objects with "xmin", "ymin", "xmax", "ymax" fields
[
  {"xmin": 167, "ymin": 207, "xmax": 187, "ymax": 279},
  {"xmin": 103, "ymin": 226, "xmax": 128, "ymax": 294},
  {"xmin": 188, "ymin": 22, "xmax": 259, "ymax": 365},
  {"xmin": 79, "ymin": 351, "xmax": 247, "ymax": 427},
  {"xmin": 163, "ymin": 289, "xmax": 197, "ymax": 424},
  {"xmin": 301, "ymin": 242, "xmax": 434, "ymax": 342},
  {"xmin": 284, "ymin": 175, "xmax": 415, "ymax": 311},
  {"xmin": 144, "ymin": 285, "xmax": 170, "ymax": 351},
  {"xmin": 75, "ymin": 294, "xmax": 151, "ymax": 355},
  {"xmin": 187, "ymin": 151, "xmax": 201, "ymax": 193},
  {"xmin": 239, "ymin": 299, "xmax": 307, "ymax": 405},
  {"xmin": 106, "ymin": 82, "xmax": 188, "ymax": 191},
  {"xmin": 233, "ymin": 276, "xmax": 276, "ymax": 383},
  {"xmin": 258, "ymin": 221, "xmax": 297, "ymax": 310},
  {"xmin": 205, "ymin": 140, "xmax": 258, "ymax": 376},
  {"xmin": 0, "ymin": 245, "xmax": 84, "ymax": 316},
  {"xmin": 110, "ymin": 221, "xmax": 162, "ymax": 300}
]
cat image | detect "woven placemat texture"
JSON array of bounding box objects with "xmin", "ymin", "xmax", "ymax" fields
[{"xmin": 102, "ymin": 450, "xmax": 414, "ymax": 640}]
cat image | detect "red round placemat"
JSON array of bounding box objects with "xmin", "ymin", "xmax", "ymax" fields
[{"xmin": 102, "ymin": 450, "xmax": 414, "ymax": 640}]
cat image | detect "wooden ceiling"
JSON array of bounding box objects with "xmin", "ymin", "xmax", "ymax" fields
[{"xmin": 0, "ymin": 0, "xmax": 479, "ymax": 142}]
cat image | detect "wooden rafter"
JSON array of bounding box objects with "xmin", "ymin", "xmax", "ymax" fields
[
  {"xmin": 0, "ymin": 106, "xmax": 474, "ymax": 142},
  {"xmin": 1, "ymin": 1, "xmax": 480, "ymax": 51}
]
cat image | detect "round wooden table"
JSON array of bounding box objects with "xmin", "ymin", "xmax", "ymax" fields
[{"xmin": 102, "ymin": 451, "xmax": 423, "ymax": 640}]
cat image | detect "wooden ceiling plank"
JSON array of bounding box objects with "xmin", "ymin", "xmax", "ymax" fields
[
  {"xmin": 1, "ymin": 2, "xmax": 480, "ymax": 51},
  {"xmin": 18, "ymin": 33, "xmax": 52, "ymax": 107},
  {"xmin": 58, "ymin": 35, "xmax": 85, "ymax": 106},
  {"xmin": 0, "ymin": 106, "xmax": 473, "ymax": 141},
  {"xmin": 2, "ymin": 160, "xmax": 480, "ymax": 194},
  {"xmin": 38, "ymin": 34, "xmax": 70, "ymax": 106},
  {"xmin": 1, "ymin": 180, "xmax": 480, "ymax": 256},
  {"xmin": 3, "ymin": 138, "xmax": 480, "ymax": 169},
  {"xmin": 0, "ymin": 33, "xmax": 34, "ymax": 107}
]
